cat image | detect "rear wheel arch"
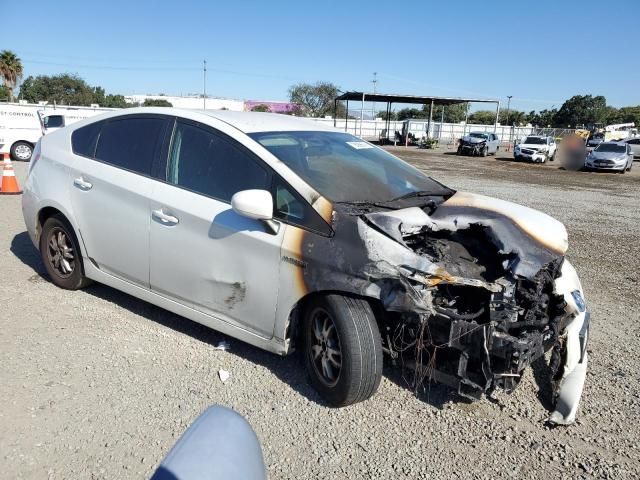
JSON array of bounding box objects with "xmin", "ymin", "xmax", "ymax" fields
[
  {"xmin": 37, "ymin": 206, "xmax": 64, "ymax": 241},
  {"xmin": 36, "ymin": 206, "xmax": 84, "ymax": 257}
]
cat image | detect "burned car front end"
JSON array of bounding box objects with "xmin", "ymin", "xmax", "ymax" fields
[
  {"xmin": 294, "ymin": 191, "xmax": 589, "ymax": 424},
  {"xmin": 356, "ymin": 192, "xmax": 588, "ymax": 424},
  {"xmin": 457, "ymin": 135, "xmax": 488, "ymax": 156},
  {"xmin": 251, "ymin": 129, "xmax": 588, "ymax": 424}
]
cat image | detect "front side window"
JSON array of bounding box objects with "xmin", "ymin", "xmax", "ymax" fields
[
  {"xmin": 95, "ymin": 116, "xmax": 166, "ymax": 175},
  {"xmin": 167, "ymin": 121, "xmax": 269, "ymax": 202},
  {"xmin": 272, "ymin": 177, "xmax": 331, "ymax": 235},
  {"xmin": 250, "ymin": 131, "xmax": 453, "ymax": 203}
]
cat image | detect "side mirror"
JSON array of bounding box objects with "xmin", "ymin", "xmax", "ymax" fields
[{"xmin": 231, "ymin": 189, "xmax": 273, "ymax": 221}]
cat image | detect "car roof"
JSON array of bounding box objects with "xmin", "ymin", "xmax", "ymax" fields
[
  {"xmin": 103, "ymin": 107, "xmax": 338, "ymax": 134},
  {"xmin": 202, "ymin": 109, "xmax": 338, "ymax": 133}
]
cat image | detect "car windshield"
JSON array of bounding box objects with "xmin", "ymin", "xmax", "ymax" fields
[
  {"xmin": 595, "ymin": 143, "xmax": 626, "ymax": 153},
  {"xmin": 523, "ymin": 137, "xmax": 546, "ymax": 144},
  {"xmin": 470, "ymin": 133, "xmax": 488, "ymax": 139},
  {"xmin": 249, "ymin": 131, "xmax": 453, "ymax": 204}
]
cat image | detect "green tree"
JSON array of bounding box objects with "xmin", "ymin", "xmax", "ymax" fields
[
  {"xmin": 142, "ymin": 98, "xmax": 173, "ymax": 107},
  {"xmin": 377, "ymin": 110, "xmax": 397, "ymax": 121},
  {"xmin": 437, "ymin": 103, "xmax": 468, "ymax": 123},
  {"xmin": 19, "ymin": 74, "xmax": 98, "ymax": 105},
  {"xmin": 288, "ymin": 81, "xmax": 344, "ymax": 117},
  {"xmin": 103, "ymin": 94, "xmax": 128, "ymax": 108},
  {"xmin": 397, "ymin": 108, "xmax": 427, "ymax": 120},
  {"xmin": 604, "ymin": 105, "xmax": 640, "ymax": 126},
  {"xmin": 468, "ymin": 110, "xmax": 499, "ymax": 125},
  {"xmin": 0, "ymin": 50, "xmax": 23, "ymax": 102},
  {"xmin": 0, "ymin": 84, "xmax": 9, "ymax": 100},
  {"xmin": 251, "ymin": 104, "xmax": 271, "ymax": 112},
  {"xmin": 526, "ymin": 108, "xmax": 558, "ymax": 127},
  {"xmin": 553, "ymin": 95, "xmax": 607, "ymax": 128},
  {"xmin": 503, "ymin": 109, "xmax": 527, "ymax": 126}
]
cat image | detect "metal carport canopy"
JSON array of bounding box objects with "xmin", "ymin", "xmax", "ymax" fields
[
  {"xmin": 335, "ymin": 92, "xmax": 498, "ymax": 105},
  {"xmin": 333, "ymin": 91, "xmax": 501, "ymax": 139}
]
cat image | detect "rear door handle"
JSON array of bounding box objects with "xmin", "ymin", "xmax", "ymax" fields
[
  {"xmin": 152, "ymin": 208, "xmax": 179, "ymax": 226},
  {"xmin": 73, "ymin": 177, "xmax": 93, "ymax": 191}
]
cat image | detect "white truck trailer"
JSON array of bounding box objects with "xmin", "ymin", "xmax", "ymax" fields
[{"xmin": 0, "ymin": 102, "xmax": 116, "ymax": 161}]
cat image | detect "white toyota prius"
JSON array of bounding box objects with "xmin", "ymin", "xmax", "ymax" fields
[{"xmin": 22, "ymin": 108, "xmax": 589, "ymax": 424}]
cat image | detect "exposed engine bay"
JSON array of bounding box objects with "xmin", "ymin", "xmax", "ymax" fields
[
  {"xmin": 383, "ymin": 225, "xmax": 565, "ymax": 399},
  {"xmin": 339, "ymin": 191, "xmax": 589, "ymax": 424}
]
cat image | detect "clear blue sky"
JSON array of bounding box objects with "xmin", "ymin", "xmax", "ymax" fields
[{"xmin": 3, "ymin": 0, "xmax": 639, "ymax": 112}]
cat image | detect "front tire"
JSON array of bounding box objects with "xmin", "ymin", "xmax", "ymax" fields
[
  {"xmin": 40, "ymin": 214, "xmax": 92, "ymax": 290},
  {"xmin": 11, "ymin": 141, "xmax": 33, "ymax": 161},
  {"xmin": 303, "ymin": 295, "xmax": 383, "ymax": 407}
]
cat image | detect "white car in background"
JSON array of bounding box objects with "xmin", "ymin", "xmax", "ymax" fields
[
  {"xmin": 620, "ymin": 137, "xmax": 640, "ymax": 158},
  {"xmin": 514, "ymin": 135, "xmax": 557, "ymax": 163}
]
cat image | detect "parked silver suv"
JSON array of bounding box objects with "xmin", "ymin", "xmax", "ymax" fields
[{"xmin": 22, "ymin": 108, "xmax": 588, "ymax": 424}]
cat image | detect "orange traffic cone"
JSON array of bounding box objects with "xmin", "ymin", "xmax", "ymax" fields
[{"xmin": 0, "ymin": 156, "xmax": 22, "ymax": 195}]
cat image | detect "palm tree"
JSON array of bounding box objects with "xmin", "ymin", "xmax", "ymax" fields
[{"xmin": 0, "ymin": 50, "xmax": 24, "ymax": 102}]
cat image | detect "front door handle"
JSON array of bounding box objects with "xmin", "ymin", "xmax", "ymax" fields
[
  {"xmin": 152, "ymin": 208, "xmax": 179, "ymax": 226},
  {"xmin": 73, "ymin": 177, "xmax": 93, "ymax": 191}
]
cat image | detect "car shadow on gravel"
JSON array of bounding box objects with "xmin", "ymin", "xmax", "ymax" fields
[
  {"xmin": 10, "ymin": 231, "xmax": 48, "ymax": 279},
  {"xmin": 10, "ymin": 230, "xmax": 541, "ymax": 411},
  {"xmin": 10, "ymin": 230, "xmax": 330, "ymax": 406}
]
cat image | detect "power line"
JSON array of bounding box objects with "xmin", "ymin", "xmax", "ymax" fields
[{"xmin": 23, "ymin": 59, "xmax": 302, "ymax": 81}]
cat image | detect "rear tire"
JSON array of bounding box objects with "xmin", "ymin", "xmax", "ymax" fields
[
  {"xmin": 303, "ymin": 295, "xmax": 383, "ymax": 407},
  {"xmin": 11, "ymin": 141, "xmax": 33, "ymax": 161},
  {"xmin": 40, "ymin": 214, "xmax": 92, "ymax": 290}
]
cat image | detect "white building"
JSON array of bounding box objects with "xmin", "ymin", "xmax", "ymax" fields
[{"xmin": 124, "ymin": 94, "xmax": 245, "ymax": 111}]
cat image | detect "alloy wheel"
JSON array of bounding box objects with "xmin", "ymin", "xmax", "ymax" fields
[
  {"xmin": 46, "ymin": 228, "xmax": 75, "ymax": 278},
  {"xmin": 309, "ymin": 308, "xmax": 342, "ymax": 387}
]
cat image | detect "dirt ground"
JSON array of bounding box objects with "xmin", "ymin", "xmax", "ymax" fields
[{"xmin": 1, "ymin": 149, "xmax": 639, "ymax": 479}]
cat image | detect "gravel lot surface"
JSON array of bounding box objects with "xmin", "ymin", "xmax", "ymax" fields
[{"xmin": 2, "ymin": 150, "xmax": 639, "ymax": 479}]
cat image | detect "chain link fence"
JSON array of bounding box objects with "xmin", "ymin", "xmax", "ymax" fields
[{"xmin": 306, "ymin": 117, "xmax": 579, "ymax": 148}]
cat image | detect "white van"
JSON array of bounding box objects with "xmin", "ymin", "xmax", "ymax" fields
[{"xmin": 0, "ymin": 103, "xmax": 115, "ymax": 161}]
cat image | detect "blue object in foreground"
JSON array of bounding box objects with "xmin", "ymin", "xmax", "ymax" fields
[{"xmin": 151, "ymin": 406, "xmax": 266, "ymax": 480}]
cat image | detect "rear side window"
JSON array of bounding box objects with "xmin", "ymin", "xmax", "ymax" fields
[
  {"xmin": 71, "ymin": 121, "xmax": 103, "ymax": 158},
  {"xmin": 95, "ymin": 117, "xmax": 166, "ymax": 175},
  {"xmin": 167, "ymin": 121, "xmax": 269, "ymax": 202}
]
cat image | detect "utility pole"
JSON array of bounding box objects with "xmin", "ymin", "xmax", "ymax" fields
[
  {"xmin": 506, "ymin": 95, "xmax": 513, "ymax": 146},
  {"xmin": 371, "ymin": 72, "xmax": 378, "ymax": 119},
  {"xmin": 203, "ymin": 60, "xmax": 207, "ymax": 110}
]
